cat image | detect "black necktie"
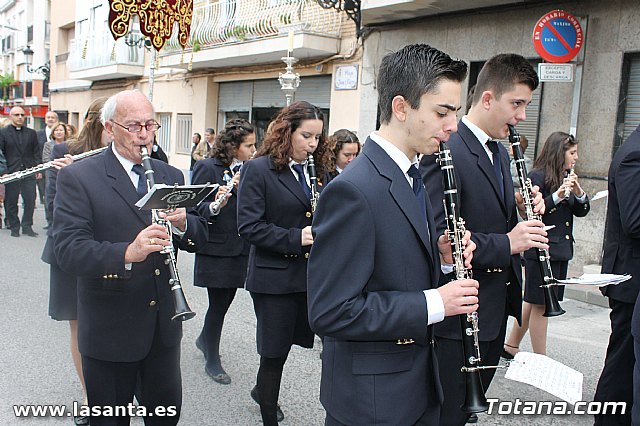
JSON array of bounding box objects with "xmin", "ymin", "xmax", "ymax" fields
[
  {"xmin": 486, "ymin": 140, "xmax": 504, "ymax": 200},
  {"xmin": 292, "ymin": 163, "xmax": 311, "ymax": 199},
  {"xmin": 131, "ymin": 164, "xmax": 148, "ymax": 196},
  {"xmin": 407, "ymin": 164, "xmax": 427, "ymax": 221}
]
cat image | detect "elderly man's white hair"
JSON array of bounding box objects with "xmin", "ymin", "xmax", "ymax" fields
[{"xmin": 101, "ymin": 90, "xmax": 153, "ymax": 125}]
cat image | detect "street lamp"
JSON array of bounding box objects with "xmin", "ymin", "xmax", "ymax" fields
[
  {"xmin": 124, "ymin": 31, "xmax": 152, "ymax": 50},
  {"xmin": 22, "ymin": 45, "xmax": 50, "ymax": 79},
  {"xmin": 316, "ymin": 0, "xmax": 362, "ymax": 38}
]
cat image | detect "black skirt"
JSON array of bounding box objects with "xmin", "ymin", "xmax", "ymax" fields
[
  {"xmin": 523, "ymin": 259, "xmax": 567, "ymax": 305},
  {"xmin": 250, "ymin": 291, "xmax": 314, "ymax": 357},
  {"xmin": 48, "ymin": 260, "xmax": 78, "ymax": 321}
]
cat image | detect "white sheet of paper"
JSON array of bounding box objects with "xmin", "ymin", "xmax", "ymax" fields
[
  {"xmin": 505, "ymin": 352, "xmax": 583, "ymax": 405},
  {"xmin": 591, "ymin": 190, "xmax": 608, "ymax": 201},
  {"xmin": 556, "ymin": 273, "xmax": 632, "ymax": 287}
]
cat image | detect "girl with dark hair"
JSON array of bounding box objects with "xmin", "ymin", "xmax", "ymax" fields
[
  {"xmin": 237, "ymin": 101, "xmax": 327, "ymax": 425},
  {"xmin": 324, "ymin": 128, "xmax": 360, "ymax": 183},
  {"xmin": 191, "ymin": 119, "xmax": 256, "ymax": 385},
  {"xmin": 504, "ymin": 131, "xmax": 590, "ymax": 357}
]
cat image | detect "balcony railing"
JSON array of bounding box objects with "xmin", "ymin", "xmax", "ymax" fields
[
  {"xmin": 163, "ymin": 0, "xmax": 342, "ymax": 53},
  {"xmin": 68, "ymin": 31, "xmax": 145, "ymax": 71}
]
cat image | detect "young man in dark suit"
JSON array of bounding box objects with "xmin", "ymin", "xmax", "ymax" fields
[
  {"xmin": 53, "ymin": 90, "xmax": 207, "ymax": 426},
  {"xmin": 308, "ymin": 44, "xmax": 479, "ymax": 426},
  {"xmin": 419, "ymin": 54, "xmax": 548, "ymax": 425},
  {"xmin": 595, "ymin": 123, "xmax": 640, "ymax": 425},
  {"xmin": 0, "ymin": 106, "xmax": 41, "ymax": 237}
]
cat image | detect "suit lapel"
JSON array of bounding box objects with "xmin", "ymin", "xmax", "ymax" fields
[
  {"xmin": 457, "ymin": 123, "xmax": 507, "ymax": 213},
  {"xmin": 104, "ymin": 147, "xmax": 151, "ymax": 227},
  {"xmin": 364, "ymin": 139, "xmax": 434, "ymax": 263},
  {"xmin": 274, "ymin": 161, "xmax": 311, "ymax": 209}
]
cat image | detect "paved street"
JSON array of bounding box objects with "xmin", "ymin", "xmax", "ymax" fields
[{"xmin": 0, "ymin": 205, "xmax": 615, "ymax": 425}]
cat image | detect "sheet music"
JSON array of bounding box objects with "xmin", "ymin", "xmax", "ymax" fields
[
  {"xmin": 135, "ymin": 183, "xmax": 218, "ymax": 209},
  {"xmin": 505, "ymin": 352, "xmax": 583, "ymax": 405},
  {"xmin": 556, "ymin": 273, "xmax": 632, "ymax": 287},
  {"xmin": 590, "ymin": 190, "xmax": 608, "ymax": 201}
]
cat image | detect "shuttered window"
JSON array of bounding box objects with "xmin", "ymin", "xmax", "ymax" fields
[
  {"xmin": 176, "ymin": 114, "xmax": 193, "ymax": 154},
  {"xmin": 622, "ymin": 55, "xmax": 640, "ymax": 145},
  {"xmin": 157, "ymin": 113, "xmax": 171, "ymax": 153}
]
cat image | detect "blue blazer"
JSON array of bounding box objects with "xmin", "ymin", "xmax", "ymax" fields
[
  {"xmin": 420, "ymin": 121, "xmax": 523, "ymax": 341},
  {"xmin": 603, "ymin": 125, "xmax": 640, "ymax": 305},
  {"xmin": 237, "ymin": 155, "xmax": 318, "ymax": 294},
  {"xmin": 192, "ymin": 157, "xmax": 249, "ymax": 288},
  {"xmin": 308, "ymin": 138, "xmax": 442, "ymax": 425},
  {"xmin": 53, "ymin": 146, "xmax": 207, "ymax": 362}
]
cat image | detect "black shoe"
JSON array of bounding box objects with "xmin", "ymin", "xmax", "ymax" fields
[
  {"xmin": 251, "ymin": 386, "xmax": 284, "ymax": 422},
  {"xmin": 501, "ymin": 348, "xmax": 514, "ymax": 360},
  {"xmin": 74, "ymin": 414, "xmax": 90, "ymax": 425},
  {"xmin": 205, "ymin": 364, "xmax": 231, "ymax": 385},
  {"xmin": 22, "ymin": 228, "xmax": 39, "ymax": 237},
  {"xmin": 195, "ymin": 335, "xmax": 207, "ymax": 359},
  {"xmin": 10, "ymin": 229, "xmax": 20, "ymax": 237},
  {"xmin": 466, "ymin": 413, "xmax": 478, "ymax": 424}
]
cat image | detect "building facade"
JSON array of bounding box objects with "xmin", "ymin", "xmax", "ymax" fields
[
  {"xmin": 1, "ymin": 0, "xmax": 51, "ymax": 128},
  {"xmin": 49, "ymin": 0, "xmax": 360, "ymax": 171}
]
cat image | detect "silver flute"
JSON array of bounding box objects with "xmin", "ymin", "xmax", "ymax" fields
[
  {"xmin": 0, "ymin": 146, "xmax": 108, "ymax": 184},
  {"xmin": 564, "ymin": 168, "xmax": 574, "ymax": 198},
  {"xmin": 210, "ymin": 167, "xmax": 241, "ymax": 215}
]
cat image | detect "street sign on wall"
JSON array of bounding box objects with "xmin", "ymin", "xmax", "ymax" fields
[
  {"xmin": 538, "ymin": 63, "xmax": 574, "ymax": 82},
  {"xmin": 533, "ymin": 10, "xmax": 584, "ymax": 63}
]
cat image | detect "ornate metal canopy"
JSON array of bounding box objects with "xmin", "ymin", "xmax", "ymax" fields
[{"xmin": 108, "ymin": 0, "xmax": 194, "ymax": 51}]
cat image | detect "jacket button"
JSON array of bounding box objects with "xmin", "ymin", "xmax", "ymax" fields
[
  {"xmin": 149, "ymin": 300, "xmax": 157, "ymax": 307},
  {"xmin": 155, "ymin": 269, "xmax": 161, "ymax": 276},
  {"xmin": 304, "ymin": 253, "xmax": 309, "ymax": 259},
  {"xmin": 305, "ymin": 212, "xmax": 312, "ymax": 218},
  {"xmin": 565, "ymin": 222, "xmax": 570, "ymax": 226},
  {"xmin": 565, "ymin": 235, "xmax": 570, "ymax": 240}
]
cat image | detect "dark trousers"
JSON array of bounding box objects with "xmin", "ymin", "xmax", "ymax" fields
[
  {"xmin": 594, "ymin": 299, "xmax": 634, "ymax": 426},
  {"xmin": 4, "ymin": 177, "xmax": 36, "ymax": 231},
  {"xmin": 37, "ymin": 174, "xmax": 45, "ymax": 202},
  {"xmin": 436, "ymin": 317, "xmax": 507, "ymax": 426},
  {"xmin": 82, "ymin": 328, "xmax": 182, "ymax": 426}
]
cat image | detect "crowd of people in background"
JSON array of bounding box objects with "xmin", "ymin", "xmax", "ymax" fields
[{"xmin": 1, "ymin": 42, "xmax": 639, "ymax": 426}]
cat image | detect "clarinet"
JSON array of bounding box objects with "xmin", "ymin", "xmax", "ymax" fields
[
  {"xmin": 437, "ymin": 141, "xmax": 489, "ymax": 414},
  {"xmin": 210, "ymin": 167, "xmax": 241, "ymax": 215},
  {"xmin": 140, "ymin": 146, "xmax": 196, "ymax": 321},
  {"xmin": 0, "ymin": 146, "xmax": 108, "ymax": 184},
  {"xmin": 508, "ymin": 125, "xmax": 565, "ymax": 317},
  {"xmin": 564, "ymin": 168, "xmax": 574, "ymax": 199},
  {"xmin": 307, "ymin": 153, "xmax": 319, "ymax": 213}
]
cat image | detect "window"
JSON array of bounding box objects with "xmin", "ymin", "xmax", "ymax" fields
[
  {"xmin": 157, "ymin": 113, "xmax": 172, "ymax": 153},
  {"xmin": 176, "ymin": 114, "xmax": 193, "ymax": 154}
]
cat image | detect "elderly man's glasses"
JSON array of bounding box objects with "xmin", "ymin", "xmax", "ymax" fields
[{"xmin": 111, "ymin": 120, "xmax": 161, "ymax": 133}]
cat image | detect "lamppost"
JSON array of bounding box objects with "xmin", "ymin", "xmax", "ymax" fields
[
  {"xmin": 22, "ymin": 45, "xmax": 50, "ymax": 80},
  {"xmin": 278, "ymin": 31, "xmax": 300, "ymax": 106},
  {"xmin": 123, "ymin": 30, "xmax": 156, "ymax": 102}
]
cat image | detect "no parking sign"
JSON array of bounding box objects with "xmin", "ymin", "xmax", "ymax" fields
[{"xmin": 533, "ymin": 10, "xmax": 583, "ymax": 63}]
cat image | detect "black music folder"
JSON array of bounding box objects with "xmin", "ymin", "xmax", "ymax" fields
[{"xmin": 135, "ymin": 183, "xmax": 219, "ymax": 210}]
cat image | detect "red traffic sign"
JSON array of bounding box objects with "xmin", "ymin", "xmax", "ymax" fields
[{"xmin": 533, "ymin": 10, "xmax": 583, "ymax": 63}]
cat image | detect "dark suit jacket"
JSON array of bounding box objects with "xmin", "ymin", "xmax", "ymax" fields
[
  {"xmin": 192, "ymin": 157, "xmax": 249, "ymax": 287},
  {"xmin": 523, "ymin": 169, "xmax": 590, "ymax": 263},
  {"xmin": 237, "ymin": 155, "xmax": 319, "ymax": 294},
  {"xmin": 41, "ymin": 143, "xmax": 70, "ymax": 264},
  {"xmin": 420, "ymin": 121, "xmax": 522, "ymax": 341},
  {"xmin": 603, "ymin": 125, "xmax": 640, "ymax": 305},
  {"xmin": 0, "ymin": 125, "xmax": 41, "ymax": 173},
  {"xmin": 52, "ymin": 146, "xmax": 207, "ymax": 362},
  {"xmin": 36, "ymin": 129, "xmax": 47, "ymax": 156},
  {"xmin": 308, "ymin": 138, "xmax": 442, "ymax": 425},
  {"xmin": 0, "ymin": 146, "xmax": 6, "ymax": 175}
]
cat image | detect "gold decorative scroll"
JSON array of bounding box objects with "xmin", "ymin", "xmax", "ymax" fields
[{"xmin": 109, "ymin": 0, "xmax": 193, "ymax": 51}]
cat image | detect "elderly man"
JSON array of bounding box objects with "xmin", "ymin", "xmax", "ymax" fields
[
  {"xmin": 37, "ymin": 110, "xmax": 58, "ymax": 227},
  {"xmin": 53, "ymin": 90, "xmax": 207, "ymax": 426},
  {"xmin": 0, "ymin": 106, "xmax": 41, "ymax": 237}
]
